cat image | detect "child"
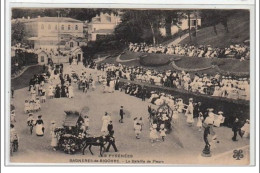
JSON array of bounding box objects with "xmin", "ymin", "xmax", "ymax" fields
[
  {"xmin": 27, "ymin": 113, "xmax": 35, "ymax": 135},
  {"xmin": 29, "ymin": 100, "xmax": 34, "ymax": 113},
  {"xmin": 134, "ymin": 123, "xmax": 142, "ymax": 139},
  {"xmin": 41, "ymin": 89, "xmax": 46, "ymax": 103},
  {"xmin": 160, "ymin": 124, "xmax": 167, "ymax": 141},
  {"xmin": 31, "ymin": 88, "xmax": 36, "ymax": 101},
  {"xmin": 150, "ymin": 124, "xmax": 158, "ymax": 143},
  {"xmin": 24, "ymin": 100, "xmax": 30, "ymax": 113},
  {"xmin": 35, "ymin": 98, "xmax": 41, "ymax": 111}
]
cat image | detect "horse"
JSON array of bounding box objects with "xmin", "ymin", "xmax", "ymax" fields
[{"xmin": 82, "ymin": 135, "xmax": 108, "ymax": 156}]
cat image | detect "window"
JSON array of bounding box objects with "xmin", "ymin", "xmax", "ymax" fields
[
  {"xmin": 75, "ymin": 25, "xmax": 78, "ymax": 30},
  {"xmin": 191, "ymin": 20, "xmax": 197, "ymax": 27},
  {"xmin": 48, "ymin": 24, "xmax": 51, "ymax": 30},
  {"xmin": 93, "ymin": 28, "xmax": 96, "ymax": 31},
  {"xmin": 68, "ymin": 25, "xmax": 71, "ymax": 30},
  {"xmin": 70, "ymin": 42, "xmax": 74, "ymax": 48},
  {"xmin": 41, "ymin": 24, "xmax": 44, "ymax": 30},
  {"xmin": 61, "ymin": 25, "xmax": 64, "ymax": 30},
  {"xmin": 41, "ymin": 56, "xmax": 44, "ymax": 62}
]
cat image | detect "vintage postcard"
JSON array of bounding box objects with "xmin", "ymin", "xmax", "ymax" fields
[{"xmin": 6, "ymin": 2, "xmax": 255, "ymax": 166}]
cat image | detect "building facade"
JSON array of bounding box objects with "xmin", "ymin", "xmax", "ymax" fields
[
  {"xmin": 87, "ymin": 12, "xmax": 121, "ymax": 41},
  {"xmin": 13, "ymin": 17, "xmax": 85, "ymax": 50}
]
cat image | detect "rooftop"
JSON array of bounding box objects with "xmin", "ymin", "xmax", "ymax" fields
[{"xmin": 12, "ymin": 17, "xmax": 83, "ymax": 23}]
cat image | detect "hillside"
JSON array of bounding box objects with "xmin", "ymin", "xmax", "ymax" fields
[{"xmin": 180, "ymin": 10, "xmax": 250, "ymax": 48}]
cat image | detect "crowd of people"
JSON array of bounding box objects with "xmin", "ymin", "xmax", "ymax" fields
[
  {"xmin": 10, "ymin": 50, "xmax": 250, "ymax": 157},
  {"xmin": 97, "ymin": 63, "xmax": 250, "ymax": 101},
  {"xmin": 129, "ymin": 43, "xmax": 250, "ymax": 60}
]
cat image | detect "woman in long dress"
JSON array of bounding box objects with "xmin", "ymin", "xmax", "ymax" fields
[
  {"xmin": 48, "ymin": 85, "xmax": 54, "ymax": 99},
  {"xmin": 101, "ymin": 112, "xmax": 111, "ymax": 134},
  {"xmin": 109, "ymin": 79, "xmax": 115, "ymax": 93},
  {"xmin": 196, "ymin": 113, "xmax": 203, "ymax": 131},
  {"xmin": 50, "ymin": 121, "xmax": 58, "ymax": 150},
  {"xmin": 35, "ymin": 115, "xmax": 44, "ymax": 136},
  {"xmin": 186, "ymin": 99, "xmax": 194, "ymax": 126},
  {"xmin": 68, "ymin": 84, "xmax": 74, "ymax": 98}
]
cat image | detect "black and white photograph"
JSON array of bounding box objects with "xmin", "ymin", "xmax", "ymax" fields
[{"xmin": 3, "ymin": 1, "xmax": 257, "ymax": 166}]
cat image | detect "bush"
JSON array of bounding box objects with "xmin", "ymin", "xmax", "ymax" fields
[{"xmin": 139, "ymin": 54, "xmax": 171, "ymax": 67}]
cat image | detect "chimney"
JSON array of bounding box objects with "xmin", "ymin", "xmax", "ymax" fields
[
  {"xmin": 38, "ymin": 16, "xmax": 41, "ymax": 18},
  {"xmin": 27, "ymin": 16, "xmax": 30, "ymax": 19},
  {"xmin": 22, "ymin": 16, "xmax": 25, "ymax": 19}
]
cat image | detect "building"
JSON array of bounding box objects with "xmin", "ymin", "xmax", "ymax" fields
[
  {"xmin": 87, "ymin": 12, "xmax": 121, "ymax": 41},
  {"xmin": 12, "ymin": 16, "xmax": 86, "ymax": 50},
  {"xmin": 160, "ymin": 13, "xmax": 202, "ymax": 36},
  {"xmin": 12, "ymin": 16, "xmax": 87, "ymax": 64}
]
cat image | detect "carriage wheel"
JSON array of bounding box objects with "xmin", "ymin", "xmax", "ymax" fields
[{"xmin": 64, "ymin": 138, "xmax": 76, "ymax": 154}]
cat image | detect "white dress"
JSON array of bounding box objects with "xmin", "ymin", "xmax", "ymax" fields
[
  {"xmin": 109, "ymin": 80, "xmax": 115, "ymax": 93},
  {"xmin": 241, "ymin": 123, "xmax": 250, "ymax": 138},
  {"xmin": 186, "ymin": 104, "xmax": 194, "ymax": 123},
  {"xmin": 68, "ymin": 86, "xmax": 74, "ymax": 98},
  {"xmin": 205, "ymin": 113, "xmax": 215, "ymax": 125},
  {"xmin": 35, "ymin": 119, "xmax": 44, "ymax": 136},
  {"xmin": 196, "ymin": 116, "xmax": 203, "ymax": 127},
  {"xmin": 213, "ymin": 115, "xmax": 225, "ymax": 127},
  {"xmin": 150, "ymin": 128, "xmax": 158, "ymax": 140},
  {"xmin": 160, "ymin": 129, "xmax": 167, "ymax": 137},
  {"xmin": 101, "ymin": 115, "xmax": 111, "ymax": 132},
  {"xmin": 50, "ymin": 125, "xmax": 58, "ymax": 147}
]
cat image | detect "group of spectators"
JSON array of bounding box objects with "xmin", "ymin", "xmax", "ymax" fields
[
  {"xmin": 97, "ymin": 63, "xmax": 250, "ymax": 100},
  {"xmin": 129, "ymin": 43, "xmax": 250, "ymax": 60}
]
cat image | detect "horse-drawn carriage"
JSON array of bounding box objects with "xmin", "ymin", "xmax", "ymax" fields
[
  {"xmin": 54, "ymin": 111, "xmax": 110, "ymax": 156},
  {"xmin": 148, "ymin": 102, "xmax": 173, "ymax": 133},
  {"xmin": 54, "ymin": 111, "xmax": 85, "ymax": 154}
]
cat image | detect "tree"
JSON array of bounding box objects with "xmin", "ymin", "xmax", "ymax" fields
[
  {"xmin": 161, "ymin": 11, "xmax": 184, "ymax": 37},
  {"xmin": 11, "ymin": 21, "xmax": 26, "ymax": 45},
  {"xmin": 115, "ymin": 10, "xmax": 164, "ymax": 45}
]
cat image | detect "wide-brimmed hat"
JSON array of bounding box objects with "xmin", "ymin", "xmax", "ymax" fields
[
  {"xmin": 208, "ymin": 108, "xmax": 214, "ymax": 112},
  {"xmin": 218, "ymin": 111, "xmax": 223, "ymax": 115}
]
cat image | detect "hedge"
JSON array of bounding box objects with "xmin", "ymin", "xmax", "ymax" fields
[{"xmin": 119, "ymin": 79, "xmax": 249, "ymax": 128}]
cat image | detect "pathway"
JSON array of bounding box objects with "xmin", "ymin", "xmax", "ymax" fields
[{"xmin": 167, "ymin": 33, "xmax": 189, "ymax": 46}]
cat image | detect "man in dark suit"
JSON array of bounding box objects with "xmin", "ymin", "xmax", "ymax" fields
[
  {"xmin": 119, "ymin": 106, "xmax": 125, "ymax": 123},
  {"xmin": 232, "ymin": 118, "xmax": 243, "ymax": 141},
  {"xmin": 107, "ymin": 121, "xmax": 113, "ymax": 135},
  {"xmin": 105, "ymin": 130, "xmax": 118, "ymax": 152}
]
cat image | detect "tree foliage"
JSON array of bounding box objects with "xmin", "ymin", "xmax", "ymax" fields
[{"xmin": 11, "ymin": 21, "xmax": 26, "ymax": 45}]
